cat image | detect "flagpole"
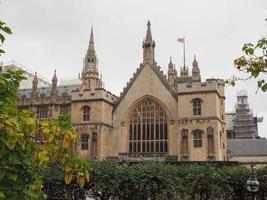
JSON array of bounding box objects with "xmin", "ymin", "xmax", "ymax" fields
[{"xmin": 183, "ymin": 36, "xmax": 185, "ymax": 67}]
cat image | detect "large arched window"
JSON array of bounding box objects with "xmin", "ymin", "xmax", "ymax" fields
[
  {"xmin": 191, "ymin": 98, "xmax": 202, "ymax": 116},
  {"xmin": 193, "ymin": 129, "xmax": 203, "ymax": 148},
  {"xmin": 83, "ymin": 106, "xmax": 90, "ymax": 121},
  {"xmin": 129, "ymin": 98, "xmax": 168, "ymax": 154}
]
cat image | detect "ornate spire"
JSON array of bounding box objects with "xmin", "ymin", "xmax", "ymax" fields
[
  {"xmin": 168, "ymin": 57, "xmax": 174, "ymax": 69},
  {"xmin": 52, "ymin": 70, "xmax": 57, "ymax": 82},
  {"xmin": 193, "ymin": 54, "xmax": 198, "ymax": 67},
  {"xmin": 192, "ymin": 54, "xmax": 201, "ymax": 82},
  {"xmin": 51, "ymin": 70, "xmax": 57, "ymax": 96},
  {"xmin": 80, "ymin": 27, "xmax": 103, "ymax": 92},
  {"xmin": 31, "ymin": 72, "xmax": 38, "ymax": 97},
  {"xmin": 89, "ymin": 26, "xmax": 94, "ymax": 52},
  {"xmin": 145, "ymin": 20, "xmax": 152, "ymax": 43},
  {"xmin": 142, "ymin": 20, "xmax": 155, "ymax": 65},
  {"xmin": 168, "ymin": 57, "xmax": 177, "ymax": 87}
]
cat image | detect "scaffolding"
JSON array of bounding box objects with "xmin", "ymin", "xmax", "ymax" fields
[{"xmin": 232, "ymin": 90, "xmax": 257, "ymax": 139}]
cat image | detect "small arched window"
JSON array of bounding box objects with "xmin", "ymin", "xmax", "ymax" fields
[
  {"xmin": 181, "ymin": 129, "xmax": 189, "ymax": 154},
  {"xmin": 191, "ymin": 98, "xmax": 202, "ymax": 116},
  {"xmin": 193, "ymin": 129, "xmax": 203, "ymax": 148},
  {"xmin": 83, "ymin": 106, "xmax": 90, "ymax": 121},
  {"xmin": 81, "ymin": 134, "xmax": 89, "ymax": 150}
]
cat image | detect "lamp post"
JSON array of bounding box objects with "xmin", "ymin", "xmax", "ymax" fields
[{"xmin": 246, "ymin": 165, "xmax": 260, "ymax": 200}]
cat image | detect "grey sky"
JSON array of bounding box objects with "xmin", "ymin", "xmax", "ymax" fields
[{"xmin": 1, "ymin": 0, "xmax": 267, "ymax": 136}]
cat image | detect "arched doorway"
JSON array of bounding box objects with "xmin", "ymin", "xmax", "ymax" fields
[{"xmin": 128, "ymin": 98, "xmax": 168, "ymax": 155}]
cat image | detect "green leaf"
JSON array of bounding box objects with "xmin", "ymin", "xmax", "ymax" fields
[
  {"xmin": 0, "ymin": 34, "xmax": 5, "ymax": 43},
  {"xmin": 3, "ymin": 26, "xmax": 12, "ymax": 35},
  {"xmin": 261, "ymin": 83, "xmax": 267, "ymax": 92}
]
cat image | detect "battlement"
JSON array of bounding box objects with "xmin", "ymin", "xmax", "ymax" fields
[{"xmin": 177, "ymin": 78, "xmax": 224, "ymax": 97}]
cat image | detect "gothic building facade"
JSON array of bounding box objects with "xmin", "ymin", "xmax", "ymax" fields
[{"xmin": 18, "ymin": 21, "xmax": 227, "ymax": 161}]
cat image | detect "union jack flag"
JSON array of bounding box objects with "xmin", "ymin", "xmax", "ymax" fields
[{"xmin": 177, "ymin": 37, "xmax": 185, "ymax": 43}]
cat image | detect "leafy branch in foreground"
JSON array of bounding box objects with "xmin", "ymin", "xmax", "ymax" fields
[
  {"xmin": 226, "ymin": 19, "xmax": 267, "ymax": 92},
  {"xmin": 0, "ymin": 69, "xmax": 91, "ymax": 200},
  {"xmin": 0, "ymin": 20, "xmax": 12, "ymax": 55}
]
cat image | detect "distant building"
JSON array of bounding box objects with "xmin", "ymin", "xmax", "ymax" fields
[
  {"xmin": 1, "ymin": 62, "xmax": 50, "ymax": 89},
  {"xmin": 226, "ymin": 90, "xmax": 263, "ymax": 139}
]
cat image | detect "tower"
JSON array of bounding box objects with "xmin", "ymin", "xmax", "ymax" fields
[
  {"xmin": 192, "ymin": 55, "xmax": 201, "ymax": 82},
  {"xmin": 31, "ymin": 72, "xmax": 38, "ymax": 97},
  {"xmin": 142, "ymin": 21, "xmax": 155, "ymax": 65},
  {"xmin": 80, "ymin": 27, "xmax": 103, "ymax": 91}
]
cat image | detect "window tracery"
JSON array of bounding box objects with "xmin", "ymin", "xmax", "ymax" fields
[{"xmin": 129, "ymin": 99, "xmax": 168, "ymax": 154}]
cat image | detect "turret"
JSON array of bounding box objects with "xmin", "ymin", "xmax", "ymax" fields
[
  {"xmin": 192, "ymin": 55, "xmax": 201, "ymax": 82},
  {"xmin": 142, "ymin": 20, "xmax": 155, "ymax": 65},
  {"xmin": 167, "ymin": 57, "xmax": 177, "ymax": 87}
]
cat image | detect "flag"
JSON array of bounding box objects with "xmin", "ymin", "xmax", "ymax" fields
[{"xmin": 177, "ymin": 37, "xmax": 185, "ymax": 43}]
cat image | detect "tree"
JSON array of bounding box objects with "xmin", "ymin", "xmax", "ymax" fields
[
  {"xmin": 227, "ymin": 19, "xmax": 267, "ymax": 92},
  {"xmin": 0, "ymin": 20, "xmax": 91, "ymax": 199},
  {"xmin": 0, "ymin": 20, "xmax": 12, "ymax": 55}
]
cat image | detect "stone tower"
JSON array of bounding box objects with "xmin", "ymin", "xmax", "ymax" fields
[
  {"xmin": 81, "ymin": 27, "xmax": 102, "ymax": 91},
  {"xmin": 142, "ymin": 20, "xmax": 155, "ymax": 65}
]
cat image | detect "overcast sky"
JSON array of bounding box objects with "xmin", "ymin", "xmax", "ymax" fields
[{"xmin": 1, "ymin": 0, "xmax": 267, "ymax": 137}]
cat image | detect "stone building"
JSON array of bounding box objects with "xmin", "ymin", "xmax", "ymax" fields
[{"xmin": 17, "ymin": 21, "xmax": 227, "ymax": 161}]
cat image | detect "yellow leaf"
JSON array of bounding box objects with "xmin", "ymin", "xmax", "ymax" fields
[
  {"xmin": 85, "ymin": 170, "xmax": 90, "ymax": 182},
  {"xmin": 77, "ymin": 176, "xmax": 85, "ymax": 188},
  {"xmin": 65, "ymin": 173, "xmax": 73, "ymax": 184},
  {"xmin": 5, "ymin": 136, "xmax": 17, "ymax": 150},
  {"xmin": 65, "ymin": 165, "xmax": 72, "ymax": 173},
  {"xmin": 0, "ymin": 191, "xmax": 5, "ymax": 198},
  {"xmin": 48, "ymin": 133, "xmax": 55, "ymax": 142},
  {"xmin": 26, "ymin": 117, "xmax": 35, "ymax": 125},
  {"xmin": 62, "ymin": 132, "xmax": 71, "ymax": 148}
]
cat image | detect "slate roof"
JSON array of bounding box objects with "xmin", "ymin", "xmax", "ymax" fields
[{"xmin": 228, "ymin": 139, "xmax": 267, "ymax": 156}]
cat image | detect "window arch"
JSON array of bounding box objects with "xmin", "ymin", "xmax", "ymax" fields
[
  {"xmin": 192, "ymin": 129, "xmax": 203, "ymax": 148},
  {"xmin": 191, "ymin": 98, "xmax": 202, "ymax": 116},
  {"xmin": 207, "ymin": 127, "xmax": 215, "ymax": 154},
  {"xmin": 82, "ymin": 106, "xmax": 90, "ymax": 121},
  {"xmin": 129, "ymin": 98, "xmax": 168, "ymax": 154}
]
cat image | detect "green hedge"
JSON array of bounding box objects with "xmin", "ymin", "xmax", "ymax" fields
[{"xmin": 44, "ymin": 161, "xmax": 267, "ymax": 200}]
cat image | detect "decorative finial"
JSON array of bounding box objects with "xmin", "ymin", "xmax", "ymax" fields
[{"xmin": 145, "ymin": 20, "xmax": 152, "ymax": 43}]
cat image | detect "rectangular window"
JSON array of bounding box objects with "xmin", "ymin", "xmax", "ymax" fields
[
  {"xmin": 60, "ymin": 105, "xmax": 69, "ymax": 115},
  {"xmin": 37, "ymin": 106, "xmax": 48, "ymax": 119},
  {"xmin": 193, "ymin": 131, "xmax": 202, "ymax": 148},
  {"xmin": 81, "ymin": 134, "xmax": 89, "ymax": 150}
]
